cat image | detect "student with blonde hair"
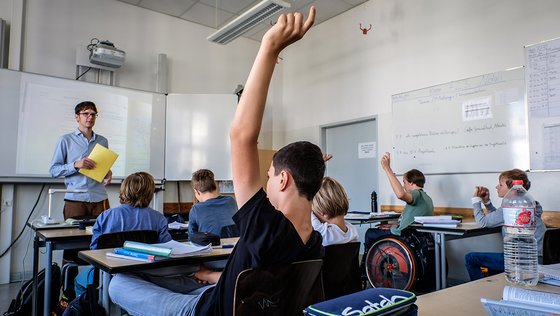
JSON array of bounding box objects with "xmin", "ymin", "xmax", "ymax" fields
[{"xmin": 312, "ymin": 177, "xmax": 359, "ymax": 246}]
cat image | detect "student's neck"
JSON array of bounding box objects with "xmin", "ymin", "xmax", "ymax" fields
[
  {"xmin": 79, "ymin": 127, "xmax": 94, "ymax": 141},
  {"xmin": 327, "ymin": 216, "xmax": 348, "ymax": 233},
  {"xmin": 197, "ymin": 190, "xmax": 219, "ymax": 202},
  {"xmin": 280, "ymin": 198, "xmax": 313, "ymax": 244}
]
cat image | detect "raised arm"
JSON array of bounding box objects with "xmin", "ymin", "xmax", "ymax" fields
[
  {"xmin": 380, "ymin": 152, "xmax": 413, "ymax": 203},
  {"xmin": 229, "ymin": 7, "xmax": 316, "ymax": 208}
]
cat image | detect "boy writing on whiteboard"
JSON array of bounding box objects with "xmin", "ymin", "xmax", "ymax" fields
[{"xmin": 109, "ymin": 7, "xmax": 324, "ymax": 315}]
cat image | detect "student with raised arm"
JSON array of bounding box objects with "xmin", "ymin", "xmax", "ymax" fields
[
  {"xmin": 364, "ymin": 152, "xmax": 434, "ymax": 246},
  {"xmin": 109, "ymin": 7, "xmax": 323, "ymax": 316}
]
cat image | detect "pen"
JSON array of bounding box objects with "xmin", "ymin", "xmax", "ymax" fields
[{"xmin": 213, "ymin": 244, "xmax": 235, "ymax": 249}]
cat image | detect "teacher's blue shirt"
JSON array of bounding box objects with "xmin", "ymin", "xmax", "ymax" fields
[{"xmin": 50, "ymin": 129, "xmax": 109, "ymax": 202}]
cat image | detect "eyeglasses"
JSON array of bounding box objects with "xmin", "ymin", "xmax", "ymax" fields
[{"xmin": 78, "ymin": 112, "xmax": 98, "ymax": 118}]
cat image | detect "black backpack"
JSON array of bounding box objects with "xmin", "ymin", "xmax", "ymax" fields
[
  {"xmin": 4, "ymin": 262, "xmax": 61, "ymax": 316},
  {"xmin": 62, "ymin": 284, "xmax": 105, "ymax": 316}
]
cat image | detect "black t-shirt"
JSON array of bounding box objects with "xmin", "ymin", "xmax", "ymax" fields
[{"xmin": 196, "ymin": 188, "xmax": 323, "ymax": 316}]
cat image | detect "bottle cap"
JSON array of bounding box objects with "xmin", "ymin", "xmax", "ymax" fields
[{"xmin": 512, "ymin": 180, "xmax": 523, "ymax": 185}]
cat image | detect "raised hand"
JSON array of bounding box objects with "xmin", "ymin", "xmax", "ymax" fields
[{"xmin": 261, "ymin": 6, "xmax": 316, "ymax": 55}]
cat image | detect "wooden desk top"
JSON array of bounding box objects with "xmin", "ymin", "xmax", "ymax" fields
[
  {"xmin": 78, "ymin": 237, "xmax": 238, "ymax": 274},
  {"xmin": 36, "ymin": 227, "xmax": 92, "ymax": 240},
  {"xmin": 416, "ymin": 274, "xmax": 560, "ymax": 315}
]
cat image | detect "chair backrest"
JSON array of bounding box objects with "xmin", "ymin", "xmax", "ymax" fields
[
  {"xmin": 543, "ymin": 228, "xmax": 560, "ymax": 264},
  {"xmin": 323, "ymin": 241, "xmax": 362, "ymax": 300},
  {"xmin": 220, "ymin": 224, "xmax": 240, "ymax": 238},
  {"xmin": 96, "ymin": 230, "xmax": 159, "ymax": 249},
  {"xmin": 233, "ymin": 259, "xmax": 324, "ymax": 316}
]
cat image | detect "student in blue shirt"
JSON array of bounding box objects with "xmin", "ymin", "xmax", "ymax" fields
[
  {"xmin": 50, "ymin": 101, "xmax": 112, "ymax": 220},
  {"xmin": 188, "ymin": 169, "xmax": 237, "ymax": 239},
  {"xmin": 74, "ymin": 171, "xmax": 172, "ymax": 297}
]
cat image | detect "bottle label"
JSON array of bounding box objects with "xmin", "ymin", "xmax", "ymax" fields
[{"xmin": 503, "ymin": 207, "xmax": 536, "ymax": 228}]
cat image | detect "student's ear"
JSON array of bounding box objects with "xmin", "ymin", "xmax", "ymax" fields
[{"xmin": 279, "ymin": 170, "xmax": 290, "ymax": 191}]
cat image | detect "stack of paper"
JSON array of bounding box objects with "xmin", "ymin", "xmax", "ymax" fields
[
  {"xmin": 539, "ymin": 263, "xmax": 560, "ymax": 286},
  {"xmin": 168, "ymin": 221, "xmax": 189, "ymax": 230},
  {"xmin": 344, "ymin": 211, "xmax": 373, "ymax": 220},
  {"xmin": 414, "ymin": 216, "xmax": 460, "ymax": 228}
]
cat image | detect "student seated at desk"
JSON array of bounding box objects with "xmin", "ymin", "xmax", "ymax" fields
[
  {"xmin": 74, "ymin": 172, "xmax": 172, "ymax": 296},
  {"xmin": 188, "ymin": 169, "xmax": 238, "ymax": 239},
  {"xmin": 311, "ymin": 177, "xmax": 359, "ymax": 246},
  {"xmin": 108, "ymin": 7, "xmax": 323, "ymax": 315},
  {"xmin": 464, "ymin": 169, "xmax": 546, "ymax": 281},
  {"xmin": 364, "ymin": 152, "xmax": 434, "ymax": 247}
]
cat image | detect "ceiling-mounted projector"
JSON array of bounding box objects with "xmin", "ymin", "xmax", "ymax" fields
[{"xmin": 88, "ymin": 40, "xmax": 125, "ymax": 68}]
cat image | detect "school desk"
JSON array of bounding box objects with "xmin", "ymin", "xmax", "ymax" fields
[
  {"xmin": 29, "ymin": 223, "xmax": 92, "ymax": 316},
  {"xmin": 78, "ymin": 237, "xmax": 238, "ymax": 315},
  {"xmin": 416, "ymin": 273, "xmax": 560, "ymax": 315},
  {"xmin": 412, "ymin": 223, "xmax": 502, "ymax": 290}
]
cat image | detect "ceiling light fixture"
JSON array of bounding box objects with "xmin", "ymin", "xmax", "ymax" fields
[{"xmin": 207, "ymin": 0, "xmax": 291, "ymax": 45}]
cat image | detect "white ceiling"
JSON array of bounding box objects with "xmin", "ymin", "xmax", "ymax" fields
[{"xmin": 116, "ymin": 0, "xmax": 368, "ymax": 42}]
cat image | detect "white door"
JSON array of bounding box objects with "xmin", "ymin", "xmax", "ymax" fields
[{"xmin": 322, "ymin": 117, "xmax": 379, "ymax": 250}]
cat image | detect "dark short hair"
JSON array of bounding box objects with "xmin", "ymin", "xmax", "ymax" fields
[
  {"xmin": 74, "ymin": 101, "xmax": 98, "ymax": 115},
  {"xmin": 191, "ymin": 169, "xmax": 217, "ymax": 193},
  {"xmin": 404, "ymin": 169, "xmax": 426, "ymax": 188},
  {"xmin": 500, "ymin": 169, "xmax": 531, "ymax": 190},
  {"xmin": 119, "ymin": 172, "xmax": 155, "ymax": 208},
  {"xmin": 272, "ymin": 141, "xmax": 325, "ymax": 201}
]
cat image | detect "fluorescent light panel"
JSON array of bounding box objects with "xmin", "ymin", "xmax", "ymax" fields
[{"xmin": 207, "ymin": 0, "xmax": 291, "ymax": 45}]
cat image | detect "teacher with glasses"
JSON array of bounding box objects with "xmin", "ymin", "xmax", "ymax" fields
[{"xmin": 50, "ymin": 101, "xmax": 112, "ymax": 221}]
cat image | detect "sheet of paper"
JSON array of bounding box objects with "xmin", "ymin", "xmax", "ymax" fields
[{"xmin": 79, "ymin": 143, "xmax": 118, "ymax": 183}]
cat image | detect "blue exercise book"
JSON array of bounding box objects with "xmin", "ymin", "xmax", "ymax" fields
[{"xmin": 304, "ymin": 288, "xmax": 417, "ymax": 316}]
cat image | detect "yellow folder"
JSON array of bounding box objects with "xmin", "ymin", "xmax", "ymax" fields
[{"xmin": 79, "ymin": 144, "xmax": 119, "ymax": 183}]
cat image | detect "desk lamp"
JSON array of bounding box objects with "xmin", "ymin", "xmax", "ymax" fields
[{"xmin": 41, "ymin": 189, "xmax": 87, "ymax": 224}]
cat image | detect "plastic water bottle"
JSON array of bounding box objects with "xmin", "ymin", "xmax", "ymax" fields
[{"xmin": 501, "ymin": 180, "xmax": 538, "ymax": 286}]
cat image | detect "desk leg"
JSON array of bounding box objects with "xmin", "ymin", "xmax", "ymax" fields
[
  {"xmin": 32, "ymin": 232, "xmax": 39, "ymax": 316},
  {"xmin": 44, "ymin": 241, "xmax": 53, "ymax": 316},
  {"xmin": 434, "ymin": 233, "xmax": 441, "ymax": 290},
  {"xmin": 440, "ymin": 233, "xmax": 447, "ymax": 289},
  {"xmin": 101, "ymin": 271, "xmax": 111, "ymax": 315}
]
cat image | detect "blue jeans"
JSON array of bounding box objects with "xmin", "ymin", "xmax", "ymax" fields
[
  {"xmin": 464, "ymin": 252, "xmax": 504, "ymax": 281},
  {"xmin": 109, "ymin": 273, "xmax": 213, "ymax": 316}
]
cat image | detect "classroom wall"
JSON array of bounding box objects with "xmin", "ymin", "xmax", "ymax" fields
[{"xmin": 279, "ymin": 0, "xmax": 560, "ymax": 281}]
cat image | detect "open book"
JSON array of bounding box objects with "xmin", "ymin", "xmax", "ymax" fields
[
  {"xmin": 122, "ymin": 240, "xmax": 212, "ymax": 258},
  {"xmin": 481, "ymin": 285, "xmax": 560, "ymax": 315}
]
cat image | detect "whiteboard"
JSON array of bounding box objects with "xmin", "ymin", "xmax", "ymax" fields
[
  {"xmin": 165, "ymin": 94, "xmax": 236, "ymax": 180},
  {"xmin": 525, "ymin": 37, "xmax": 560, "ymax": 171},
  {"xmin": 392, "ymin": 67, "xmax": 528, "ymax": 174},
  {"xmin": 0, "ymin": 68, "xmax": 166, "ymax": 181}
]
